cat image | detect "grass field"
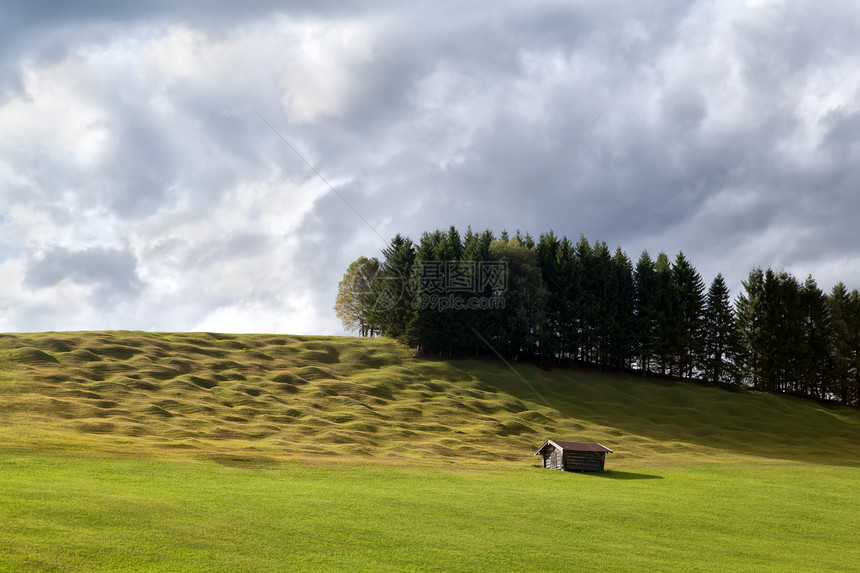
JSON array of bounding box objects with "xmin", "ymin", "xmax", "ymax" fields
[
  {"xmin": 0, "ymin": 331, "xmax": 858, "ymax": 571},
  {"xmin": 1, "ymin": 455, "xmax": 857, "ymax": 572}
]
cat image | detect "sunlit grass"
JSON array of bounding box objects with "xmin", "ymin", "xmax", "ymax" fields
[
  {"xmin": 1, "ymin": 332, "xmax": 858, "ymax": 571},
  {"xmin": 0, "ymin": 331, "xmax": 858, "ymax": 466},
  {"xmin": 0, "ymin": 454, "xmax": 856, "ymax": 572}
]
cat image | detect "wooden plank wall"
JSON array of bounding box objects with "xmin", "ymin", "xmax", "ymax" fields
[
  {"xmin": 550, "ymin": 448, "xmax": 562, "ymax": 469},
  {"xmin": 562, "ymin": 451, "xmax": 605, "ymax": 472}
]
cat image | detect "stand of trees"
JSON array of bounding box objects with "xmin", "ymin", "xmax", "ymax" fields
[{"xmin": 335, "ymin": 227, "xmax": 860, "ymax": 407}]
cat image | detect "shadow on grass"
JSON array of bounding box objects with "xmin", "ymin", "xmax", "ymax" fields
[
  {"xmin": 585, "ymin": 470, "xmax": 663, "ymax": 480},
  {"xmin": 456, "ymin": 356, "xmax": 860, "ymax": 467},
  {"xmin": 207, "ymin": 453, "xmax": 281, "ymax": 469},
  {"xmin": 531, "ymin": 465, "xmax": 663, "ymax": 480}
]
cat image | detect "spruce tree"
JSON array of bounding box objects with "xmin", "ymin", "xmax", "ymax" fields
[
  {"xmin": 847, "ymin": 289, "xmax": 860, "ymax": 406},
  {"xmin": 654, "ymin": 252, "xmax": 678, "ymax": 376},
  {"xmin": 488, "ymin": 236, "xmax": 547, "ymax": 360},
  {"xmin": 609, "ymin": 247, "xmax": 636, "ymax": 372},
  {"xmin": 462, "ymin": 227, "xmax": 495, "ymax": 355},
  {"xmin": 634, "ymin": 251, "xmax": 657, "ymax": 374},
  {"xmin": 574, "ymin": 235, "xmax": 596, "ymax": 364},
  {"xmin": 757, "ymin": 270, "xmax": 803, "ymax": 393},
  {"xmin": 591, "ymin": 240, "xmax": 614, "ymax": 368},
  {"xmin": 378, "ymin": 234, "xmax": 415, "ymax": 340},
  {"xmin": 406, "ymin": 230, "xmax": 449, "ymax": 355},
  {"xmin": 672, "ymin": 252, "xmax": 706, "ymax": 378},
  {"xmin": 829, "ymin": 283, "xmax": 854, "ymax": 403},
  {"xmin": 800, "ymin": 276, "xmax": 831, "ymax": 399},
  {"xmin": 536, "ymin": 232, "xmax": 563, "ymax": 365},
  {"xmin": 336, "ymin": 226, "xmax": 860, "ymax": 408},
  {"xmin": 736, "ymin": 267, "xmax": 764, "ymax": 388},
  {"xmin": 702, "ymin": 273, "xmax": 740, "ymax": 384},
  {"xmin": 557, "ymin": 236, "xmax": 579, "ymax": 365}
]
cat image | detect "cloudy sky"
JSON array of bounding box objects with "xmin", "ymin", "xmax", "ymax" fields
[{"xmin": 2, "ymin": 0, "xmax": 859, "ymax": 334}]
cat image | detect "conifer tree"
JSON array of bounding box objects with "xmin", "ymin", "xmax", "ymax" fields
[
  {"xmin": 557, "ymin": 236, "xmax": 579, "ymax": 365},
  {"xmin": 536, "ymin": 232, "xmax": 563, "ymax": 365},
  {"xmin": 800, "ymin": 276, "xmax": 831, "ymax": 398},
  {"xmin": 654, "ymin": 252, "xmax": 679, "ymax": 376},
  {"xmin": 337, "ymin": 227, "xmax": 860, "ymax": 408},
  {"xmin": 672, "ymin": 252, "xmax": 706, "ymax": 378},
  {"xmin": 609, "ymin": 247, "xmax": 636, "ymax": 372},
  {"xmin": 488, "ymin": 236, "xmax": 547, "ymax": 360},
  {"xmin": 377, "ymin": 234, "xmax": 415, "ymax": 341},
  {"xmin": 847, "ymin": 288, "xmax": 860, "ymax": 406},
  {"xmin": 406, "ymin": 230, "xmax": 449, "ymax": 354},
  {"xmin": 829, "ymin": 283, "xmax": 854, "ymax": 403},
  {"xmin": 736, "ymin": 267, "xmax": 764, "ymax": 388},
  {"xmin": 702, "ymin": 273, "xmax": 740, "ymax": 384},
  {"xmin": 590, "ymin": 241, "xmax": 615, "ymax": 368},
  {"xmin": 574, "ymin": 235, "xmax": 596, "ymax": 363},
  {"xmin": 634, "ymin": 251, "xmax": 658, "ymax": 374},
  {"xmin": 462, "ymin": 227, "xmax": 495, "ymax": 355},
  {"xmin": 759, "ymin": 270, "xmax": 803, "ymax": 393}
]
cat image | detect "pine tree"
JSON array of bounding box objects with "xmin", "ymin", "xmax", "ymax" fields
[
  {"xmin": 829, "ymin": 283, "xmax": 853, "ymax": 403},
  {"xmin": 591, "ymin": 240, "xmax": 614, "ymax": 368},
  {"xmin": 634, "ymin": 251, "xmax": 657, "ymax": 374},
  {"xmin": 557, "ymin": 236, "xmax": 579, "ymax": 365},
  {"xmin": 758, "ymin": 270, "xmax": 803, "ymax": 393},
  {"xmin": 536, "ymin": 232, "xmax": 563, "ymax": 365},
  {"xmin": 702, "ymin": 274, "xmax": 740, "ymax": 384},
  {"xmin": 847, "ymin": 289, "xmax": 860, "ymax": 406},
  {"xmin": 439, "ymin": 227, "xmax": 466, "ymax": 354},
  {"xmin": 654, "ymin": 252, "xmax": 678, "ymax": 376},
  {"xmin": 462, "ymin": 227, "xmax": 495, "ymax": 355},
  {"xmin": 800, "ymin": 276, "xmax": 831, "ymax": 399},
  {"xmin": 672, "ymin": 252, "xmax": 706, "ymax": 378},
  {"xmin": 488, "ymin": 236, "xmax": 547, "ymax": 360},
  {"xmin": 377, "ymin": 234, "xmax": 415, "ymax": 340},
  {"xmin": 406, "ymin": 230, "xmax": 449, "ymax": 354},
  {"xmin": 609, "ymin": 247, "xmax": 636, "ymax": 372},
  {"xmin": 574, "ymin": 235, "xmax": 596, "ymax": 364},
  {"xmin": 736, "ymin": 267, "xmax": 764, "ymax": 388}
]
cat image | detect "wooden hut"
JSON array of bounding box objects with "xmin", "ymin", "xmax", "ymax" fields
[{"xmin": 534, "ymin": 440, "xmax": 613, "ymax": 472}]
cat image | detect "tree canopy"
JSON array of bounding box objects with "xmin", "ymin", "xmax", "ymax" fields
[{"xmin": 339, "ymin": 227, "xmax": 860, "ymax": 408}]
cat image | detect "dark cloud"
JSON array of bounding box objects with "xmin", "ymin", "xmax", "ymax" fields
[
  {"xmin": 181, "ymin": 232, "xmax": 273, "ymax": 270},
  {"xmin": 2, "ymin": 0, "xmax": 369, "ymax": 31},
  {"xmin": 24, "ymin": 246, "xmax": 143, "ymax": 305},
  {"xmin": 3, "ymin": 0, "xmax": 860, "ymax": 333}
]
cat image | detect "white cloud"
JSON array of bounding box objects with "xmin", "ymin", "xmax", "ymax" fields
[
  {"xmin": 278, "ymin": 20, "xmax": 378, "ymax": 124},
  {"xmin": 0, "ymin": 65, "xmax": 107, "ymax": 162}
]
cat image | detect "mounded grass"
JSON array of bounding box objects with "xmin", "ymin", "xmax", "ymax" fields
[
  {"xmin": 0, "ymin": 331, "xmax": 858, "ymax": 571},
  {"xmin": 0, "ymin": 331, "xmax": 857, "ymax": 466}
]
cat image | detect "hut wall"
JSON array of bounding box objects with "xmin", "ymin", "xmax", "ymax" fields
[
  {"xmin": 541, "ymin": 447, "xmax": 563, "ymax": 470},
  {"xmin": 547, "ymin": 448, "xmax": 562, "ymax": 469},
  {"xmin": 562, "ymin": 451, "xmax": 605, "ymax": 472}
]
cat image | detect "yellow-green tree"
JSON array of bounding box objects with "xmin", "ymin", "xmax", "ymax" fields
[{"xmin": 334, "ymin": 257, "xmax": 380, "ymax": 337}]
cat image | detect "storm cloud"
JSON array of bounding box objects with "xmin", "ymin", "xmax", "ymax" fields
[{"xmin": 1, "ymin": 0, "xmax": 859, "ymax": 333}]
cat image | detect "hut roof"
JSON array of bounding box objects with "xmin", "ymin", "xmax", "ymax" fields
[{"xmin": 534, "ymin": 439, "xmax": 613, "ymax": 455}]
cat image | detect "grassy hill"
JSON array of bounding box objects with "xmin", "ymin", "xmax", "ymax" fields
[
  {"xmin": 1, "ymin": 331, "xmax": 858, "ymax": 466},
  {"xmin": 1, "ymin": 331, "xmax": 859, "ymax": 571}
]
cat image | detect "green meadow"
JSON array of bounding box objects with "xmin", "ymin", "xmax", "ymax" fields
[
  {"xmin": 1, "ymin": 456, "xmax": 856, "ymax": 572},
  {"xmin": 0, "ymin": 332, "xmax": 858, "ymax": 571}
]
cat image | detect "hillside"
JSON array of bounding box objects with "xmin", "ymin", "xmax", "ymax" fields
[{"xmin": 1, "ymin": 331, "xmax": 858, "ymax": 466}]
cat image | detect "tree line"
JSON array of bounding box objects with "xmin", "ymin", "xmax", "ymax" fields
[{"xmin": 335, "ymin": 227, "xmax": 860, "ymax": 407}]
